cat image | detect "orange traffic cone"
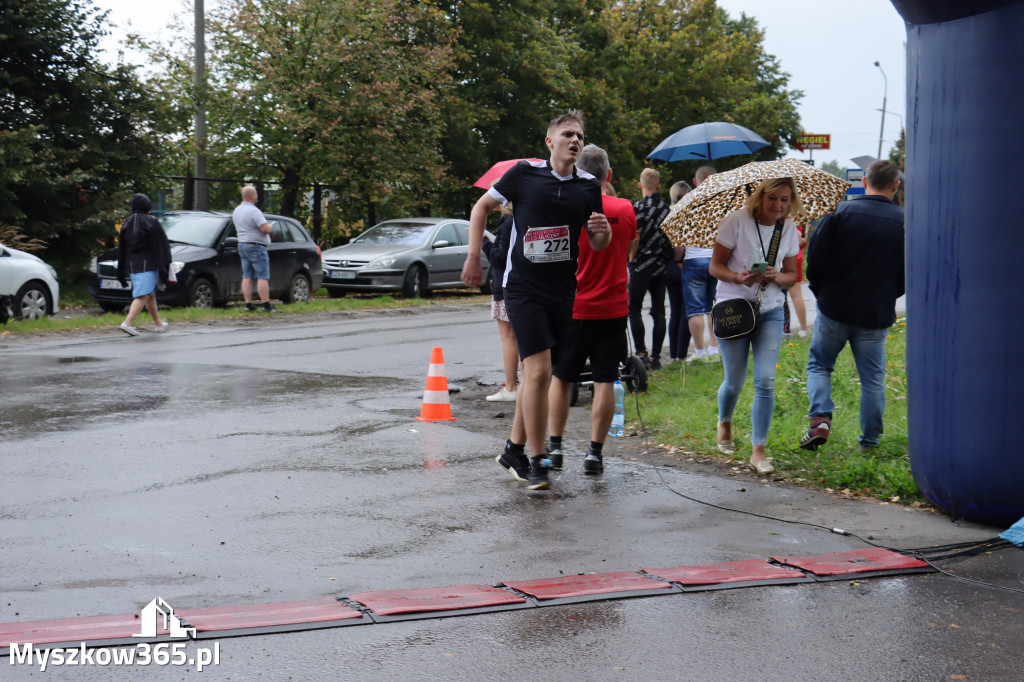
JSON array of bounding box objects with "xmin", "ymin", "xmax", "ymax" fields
[{"xmin": 416, "ymin": 347, "xmax": 457, "ymax": 422}]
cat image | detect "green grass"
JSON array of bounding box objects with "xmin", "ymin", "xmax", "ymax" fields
[
  {"xmin": 630, "ymin": 317, "xmax": 920, "ymax": 504},
  {"xmin": 0, "ymin": 286, "xmax": 488, "ymax": 335}
]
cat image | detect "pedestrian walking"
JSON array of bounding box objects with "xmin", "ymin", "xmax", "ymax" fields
[
  {"xmin": 116, "ymin": 193, "xmax": 171, "ymax": 336},
  {"xmin": 710, "ymin": 178, "xmax": 802, "ymax": 474},
  {"xmin": 800, "ymin": 160, "xmax": 905, "ymax": 452}
]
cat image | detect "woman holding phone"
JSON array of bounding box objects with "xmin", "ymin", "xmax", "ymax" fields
[{"xmin": 708, "ymin": 178, "xmax": 802, "ymax": 474}]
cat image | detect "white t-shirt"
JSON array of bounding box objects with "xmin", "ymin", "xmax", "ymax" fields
[
  {"xmin": 684, "ymin": 246, "xmax": 714, "ymax": 260},
  {"xmin": 714, "ymin": 209, "xmax": 800, "ymax": 312}
]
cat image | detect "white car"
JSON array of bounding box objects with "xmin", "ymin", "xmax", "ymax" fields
[{"xmin": 0, "ymin": 243, "xmax": 60, "ymax": 319}]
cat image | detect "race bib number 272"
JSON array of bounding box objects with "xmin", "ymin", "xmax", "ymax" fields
[{"xmin": 523, "ymin": 225, "xmax": 570, "ymax": 263}]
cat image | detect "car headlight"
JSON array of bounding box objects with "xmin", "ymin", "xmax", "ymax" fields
[
  {"xmin": 171, "ymin": 261, "xmax": 185, "ymax": 274},
  {"xmin": 89, "ymin": 257, "xmax": 97, "ymax": 274},
  {"xmin": 368, "ymin": 256, "xmax": 397, "ymax": 269}
]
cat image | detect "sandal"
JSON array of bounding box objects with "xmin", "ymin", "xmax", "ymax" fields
[{"xmin": 716, "ymin": 422, "xmax": 735, "ymax": 454}]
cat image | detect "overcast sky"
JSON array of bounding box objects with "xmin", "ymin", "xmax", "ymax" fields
[{"xmin": 93, "ymin": 0, "xmax": 909, "ymax": 173}]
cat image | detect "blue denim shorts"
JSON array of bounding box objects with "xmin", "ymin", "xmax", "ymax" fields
[
  {"xmin": 239, "ymin": 242, "xmax": 270, "ymax": 280},
  {"xmin": 683, "ymin": 258, "xmax": 717, "ymax": 317}
]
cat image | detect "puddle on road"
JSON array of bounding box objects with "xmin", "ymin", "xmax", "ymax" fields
[{"xmin": 0, "ymin": 355, "xmax": 406, "ymax": 440}]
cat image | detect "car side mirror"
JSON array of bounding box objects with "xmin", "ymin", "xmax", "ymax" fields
[
  {"xmin": 432, "ymin": 240, "xmax": 452, "ymax": 249},
  {"xmin": 223, "ymin": 237, "xmax": 239, "ymax": 248}
]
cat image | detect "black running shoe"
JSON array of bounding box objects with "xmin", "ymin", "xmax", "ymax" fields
[
  {"xmin": 545, "ymin": 443, "xmax": 563, "ymax": 470},
  {"xmin": 245, "ymin": 302, "xmax": 258, "ymax": 312},
  {"xmin": 495, "ymin": 442, "xmax": 530, "ymax": 482},
  {"xmin": 526, "ymin": 456, "xmax": 551, "ymax": 490},
  {"xmin": 583, "ymin": 450, "xmax": 603, "ymax": 474}
]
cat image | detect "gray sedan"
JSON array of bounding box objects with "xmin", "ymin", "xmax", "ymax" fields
[{"xmin": 320, "ymin": 218, "xmax": 492, "ymax": 298}]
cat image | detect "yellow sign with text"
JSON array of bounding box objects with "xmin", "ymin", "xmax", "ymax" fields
[{"xmin": 792, "ymin": 133, "xmax": 831, "ymax": 151}]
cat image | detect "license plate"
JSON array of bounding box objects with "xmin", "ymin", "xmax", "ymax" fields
[
  {"xmin": 330, "ymin": 270, "xmax": 356, "ymax": 279},
  {"xmin": 99, "ymin": 279, "xmax": 129, "ymax": 290}
]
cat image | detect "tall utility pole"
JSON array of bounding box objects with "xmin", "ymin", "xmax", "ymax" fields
[
  {"xmin": 194, "ymin": 0, "xmax": 208, "ymax": 210},
  {"xmin": 874, "ymin": 61, "xmax": 887, "ymax": 161}
]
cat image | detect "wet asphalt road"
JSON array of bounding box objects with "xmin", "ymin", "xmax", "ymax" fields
[{"xmin": 1, "ymin": 303, "xmax": 1021, "ymax": 680}]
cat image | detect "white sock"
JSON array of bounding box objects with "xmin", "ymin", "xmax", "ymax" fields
[{"xmin": 695, "ymin": 349, "xmax": 706, "ymax": 359}]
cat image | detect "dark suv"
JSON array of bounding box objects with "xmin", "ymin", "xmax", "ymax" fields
[{"xmin": 89, "ymin": 211, "xmax": 323, "ymax": 310}]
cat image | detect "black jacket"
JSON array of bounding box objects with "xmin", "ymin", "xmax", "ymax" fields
[
  {"xmin": 117, "ymin": 194, "xmax": 172, "ymax": 287},
  {"xmin": 481, "ymin": 215, "xmax": 513, "ymax": 301},
  {"xmin": 631, "ymin": 193, "xmax": 672, "ymax": 277},
  {"xmin": 806, "ymin": 194, "xmax": 905, "ymax": 329}
]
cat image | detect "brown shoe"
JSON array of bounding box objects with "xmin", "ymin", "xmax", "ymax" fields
[{"xmin": 800, "ymin": 416, "xmax": 831, "ymax": 451}]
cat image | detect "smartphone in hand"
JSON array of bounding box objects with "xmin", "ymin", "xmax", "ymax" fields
[{"xmin": 750, "ymin": 261, "xmax": 768, "ymax": 275}]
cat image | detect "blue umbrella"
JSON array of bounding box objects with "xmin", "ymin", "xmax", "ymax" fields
[{"xmin": 647, "ymin": 121, "xmax": 771, "ymax": 162}]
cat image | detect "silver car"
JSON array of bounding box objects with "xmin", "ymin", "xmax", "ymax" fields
[{"xmin": 320, "ymin": 218, "xmax": 492, "ymax": 298}]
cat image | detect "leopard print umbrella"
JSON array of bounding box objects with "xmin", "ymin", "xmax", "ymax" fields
[{"xmin": 661, "ymin": 158, "xmax": 852, "ymax": 249}]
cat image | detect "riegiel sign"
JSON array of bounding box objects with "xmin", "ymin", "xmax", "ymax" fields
[{"xmin": 792, "ymin": 133, "xmax": 831, "ymax": 151}]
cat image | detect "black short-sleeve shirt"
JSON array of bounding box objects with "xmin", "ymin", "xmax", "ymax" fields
[{"xmin": 490, "ymin": 160, "xmax": 602, "ymax": 306}]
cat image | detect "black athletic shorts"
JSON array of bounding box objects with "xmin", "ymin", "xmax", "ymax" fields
[
  {"xmin": 505, "ymin": 293, "xmax": 573, "ymax": 364},
  {"xmin": 553, "ymin": 316, "xmax": 628, "ymax": 383}
]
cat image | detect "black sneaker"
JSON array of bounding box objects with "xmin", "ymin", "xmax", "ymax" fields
[
  {"xmin": 245, "ymin": 302, "xmax": 258, "ymax": 312},
  {"xmin": 526, "ymin": 456, "xmax": 551, "ymax": 490},
  {"xmin": 262, "ymin": 303, "xmax": 281, "ymax": 313},
  {"xmin": 495, "ymin": 442, "xmax": 530, "ymax": 482},
  {"xmin": 650, "ymin": 356, "xmax": 662, "ymax": 371},
  {"xmin": 545, "ymin": 443, "xmax": 563, "ymax": 470},
  {"xmin": 583, "ymin": 450, "xmax": 603, "ymax": 474}
]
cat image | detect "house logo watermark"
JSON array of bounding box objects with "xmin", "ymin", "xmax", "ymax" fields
[
  {"xmin": 9, "ymin": 598, "xmax": 219, "ymax": 672},
  {"xmin": 133, "ymin": 597, "xmax": 196, "ymax": 638}
]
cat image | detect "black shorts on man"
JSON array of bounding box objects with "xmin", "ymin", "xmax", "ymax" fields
[
  {"xmin": 505, "ymin": 294, "xmax": 574, "ymax": 365},
  {"xmin": 553, "ymin": 316, "xmax": 628, "ymax": 383}
]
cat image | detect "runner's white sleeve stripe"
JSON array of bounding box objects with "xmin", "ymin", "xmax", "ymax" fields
[{"xmin": 487, "ymin": 187, "xmax": 508, "ymax": 205}]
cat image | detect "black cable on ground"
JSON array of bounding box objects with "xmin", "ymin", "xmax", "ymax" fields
[{"xmin": 627, "ymin": 379, "xmax": 1024, "ymax": 595}]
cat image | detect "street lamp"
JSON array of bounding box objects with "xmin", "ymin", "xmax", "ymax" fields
[
  {"xmin": 877, "ymin": 108, "xmax": 905, "ymax": 170},
  {"xmin": 874, "ymin": 61, "xmax": 887, "ymax": 161}
]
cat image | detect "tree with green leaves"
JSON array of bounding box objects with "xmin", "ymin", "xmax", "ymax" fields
[
  {"xmin": 427, "ymin": 0, "xmax": 591, "ymax": 216},
  {"xmin": 188, "ymin": 0, "xmax": 456, "ymax": 226},
  {"xmin": 821, "ymin": 160, "xmax": 847, "ymax": 178},
  {"xmin": 0, "ymin": 0, "xmax": 162, "ymax": 275},
  {"xmin": 569, "ymin": 0, "xmax": 803, "ymax": 200}
]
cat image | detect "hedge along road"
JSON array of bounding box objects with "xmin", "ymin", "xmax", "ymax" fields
[{"xmin": 0, "ymin": 303, "xmax": 1020, "ymax": 681}]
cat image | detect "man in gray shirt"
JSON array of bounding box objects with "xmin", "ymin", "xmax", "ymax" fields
[{"xmin": 232, "ymin": 185, "xmax": 278, "ymax": 312}]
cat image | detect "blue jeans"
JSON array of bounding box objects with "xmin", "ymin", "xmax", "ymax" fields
[
  {"xmin": 806, "ymin": 311, "xmax": 888, "ymax": 448},
  {"xmin": 717, "ymin": 306, "xmax": 784, "ymax": 446}
]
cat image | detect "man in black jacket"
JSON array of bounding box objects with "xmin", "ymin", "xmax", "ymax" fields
[
  {"xmin": 628, "ymin": 168, "xmax": 672, "ymax": 369},
  {"xmin": 800, "ymin": 160, "xmax": 905, "ymax": 452}
]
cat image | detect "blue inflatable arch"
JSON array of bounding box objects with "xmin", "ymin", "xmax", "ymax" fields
[{"xmin": 892, "ymin": 0, "xmax": 1024, "ymax": 526}]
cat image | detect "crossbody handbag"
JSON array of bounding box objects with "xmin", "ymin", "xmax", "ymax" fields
[{"xmin": 712, "ymin": 218, "xmax": 784, "ymax": 340}]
